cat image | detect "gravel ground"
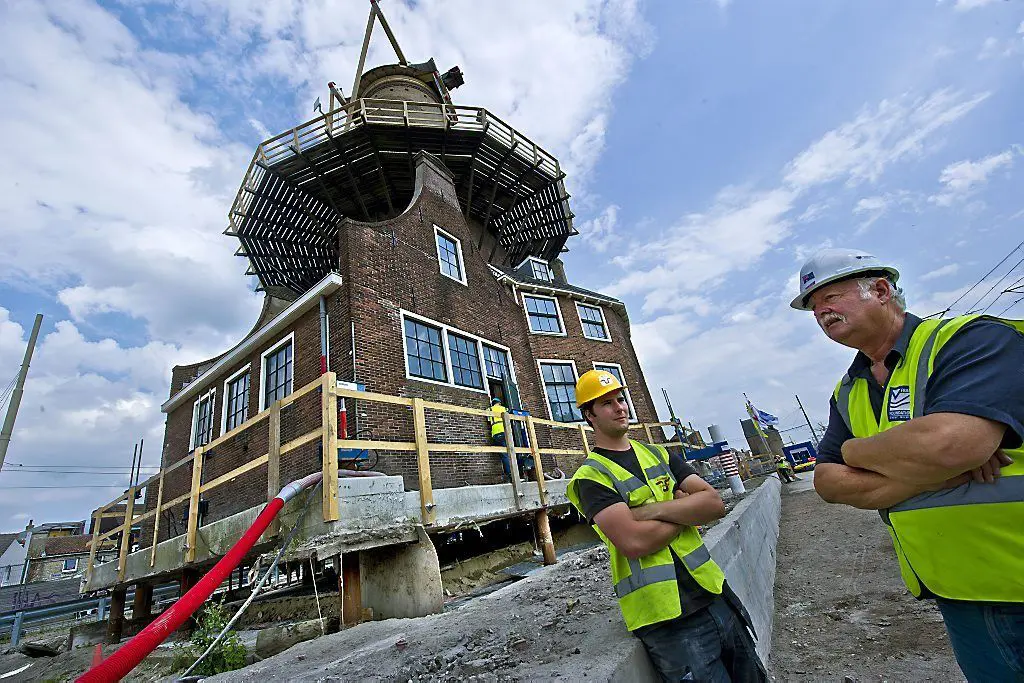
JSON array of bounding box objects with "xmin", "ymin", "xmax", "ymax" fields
[{"xmin": 769, "ymin": 478, "xmax": 964, "ymax": 682}]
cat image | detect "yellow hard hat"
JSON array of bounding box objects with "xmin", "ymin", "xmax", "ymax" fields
[{"xmin": 575, "ymin": 369, "xmax": 623, "ymax": 407}]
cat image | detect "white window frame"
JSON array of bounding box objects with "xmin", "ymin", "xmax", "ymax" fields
[
  {"xmin": 536, "ymin": 358, "xmax": 583, "ymax": 423},
  {"xmin": 434, "ymin": 225, "xmax": 468, "ymax": 286},
  {"xmin": 189, "ymin": 387, "xmax": 217, "ymax": 451},
  {"xmin": 62, "ymin": 557, "xmax": 79, "ymax": 573},
  {"xmin": 576, "ymin": 302, "xmax": 612, "ymax": 343},
  {"xmin": 481, "ymin": 342, "xmax": 518, "ymax": 384},
  {"xmin": 593, "ymin": 362, "xmax": 638, "ymax": 423},
  {"xmin": 400, "ymin": 310, "xmax": 494, "ymax": 395},
  {"xmin": 221, "ymin": 364, "xmax": 251, "ymax": 436},
  {"xmin": 259, "ymin": 332, "xmax": 295, "ymax": 411},
  {"xmin": 522, "ymin": 293, "xmax": 566, "ymax": 336}
]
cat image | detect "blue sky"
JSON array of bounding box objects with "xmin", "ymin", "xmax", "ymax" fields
[{"xmin": 0, "ymin": 0, "xmax": 1021, "ymax": 528}]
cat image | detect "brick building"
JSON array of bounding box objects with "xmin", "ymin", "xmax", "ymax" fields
[{"xmin": 140, "ymin": 45, "xmax": 661, "ymax": 543}]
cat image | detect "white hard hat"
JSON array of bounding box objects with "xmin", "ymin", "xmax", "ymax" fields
[{"xmin": 791, "ymin": 248, "xmax": 900, "ymax": 310}]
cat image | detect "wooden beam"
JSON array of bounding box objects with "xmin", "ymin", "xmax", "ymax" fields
[
  {"xmin": 185, "ymin": 447, "xmax": 204, "ymax": 564},
  {"xmin": 86, "ymin": 511, "xmax": 101, "ymax": 583},
  {"xmin": 340, "ymin": 551, "xmax": 362, "ymax": 626},
  {"xmin": 351, "ymin": 5, "xmax": 375, "ymax": 99},
  {"xmin": 643, "ymin": 424, "xmax": 655, "ymax": 444},
  {"xmin": 527, "ymin": 417, "xmax": 547, "ymax": 506},
  {"xmin": 503, "ymin": 410, "xmax": 522, "ymax": 509},
  {"xmin": 412, "ymin": 398, "xmax": 435, "ymax": 525},
  {"xmin": 117, "ymin": 485, "xmax": 137, "ymax": 582},
  {"xmin": 149, "ymin": 471, "xmax": 164, "ymax": 567},
  {"xmin": 107, "ymin": 588, "xmax": 126, "ymax": 644},
  {"xmin": 266, "ymin": 401, "xmax": 281, "ymax": 538},
  {"xmin": 534, "ymin": 510, "xmax": 557, "ymax": 566},
  {"xmin": 321, "ymin": 373, "xmax": 340, "ymax": 522}
]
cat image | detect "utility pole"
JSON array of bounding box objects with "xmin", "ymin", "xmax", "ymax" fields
[
  {"xmin": 0, "ymin": 314, "xmax": 43, "ymax": 471},
  {"xmin": 795, "ymin": 393, "xmax": 820, "ymax": 447}
]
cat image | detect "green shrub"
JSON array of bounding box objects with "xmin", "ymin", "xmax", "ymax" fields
[{"xmin": 173, "ymin": 599, "xmax": 247, "ymax": 676}]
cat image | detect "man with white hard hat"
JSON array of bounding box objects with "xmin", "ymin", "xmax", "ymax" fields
[{"xmin": 793, "ymin": 247, "xmax": 1024, "ymax": 681}]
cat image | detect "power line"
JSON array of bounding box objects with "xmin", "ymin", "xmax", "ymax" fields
[
  {"xmin": 938, "ymin": 240, "xmax": 1024, "ymax": 318},
  {"xmin": 0, "ymin": 485, "xmax": 128, "ymax": 489},
  {"xmin": 973, "ymin": 253, "xmax": 1024, "ymax": 315},
  {"xmin": 0, "ymin": 469, "xmax": 152, "ymax": 476},
  {"xmin": 4, "ymin": 462, "xmax": 160, "ymax": 470}
]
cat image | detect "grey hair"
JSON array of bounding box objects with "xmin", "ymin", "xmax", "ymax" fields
[{"xmin": 858, "ymin": 277, "xmax": 906, "ymax": 311}]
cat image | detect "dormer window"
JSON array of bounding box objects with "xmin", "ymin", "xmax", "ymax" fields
[{"xmin": 530, "ymin": 259, "xmax": 552, "ymax": 282}]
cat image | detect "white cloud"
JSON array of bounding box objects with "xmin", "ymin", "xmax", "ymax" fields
[
  {"xmin": 578, "ymin": 204, "xmax": 621, "ymax": 253},
  {"xmin": 930, "ymin": 148, "xmax": 1017, "ymax": 206},
  {"xmin": 784, "ymin": 90, "xmax": 990, "ymax": 189},
  {"xmin": 951, "ymin": 0, "xmax": 1000, "ymax": 10},
  {"xmin": 920, "ymin": 263, "xmax": 961, "ymax": 281}
]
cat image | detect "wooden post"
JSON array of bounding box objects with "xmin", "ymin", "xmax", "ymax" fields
[
  {"xmin": 502, "ymin": 411, "xmax": 521, "ymax": 509},
  {"xmin": 526, "ymin": 417, "xmax": 547, "ymax": 506},
  {"xmin": 117, "ymin": 485, "xmax": 136, "ymax": 582},
  {"xmin": 179, "ymin": 568, "xmax": 201, "ymax": 634},
  {"xmin": 643, "ymin": 423, "xmax": 655, "ymax": 444},
  {"xmin": 340, "ymin": 551, "xmax": 362, "ymax": 626},
  {"xmin": 411, "ymin": 398, "xmax": 435, "ymax": 525},
  {"xmin": 106, "ymin": 588, "xmax": 126, "ymax": 644},
  {"xmin": 534, "ymin": 509, "xmax": 557, "ymax": 565},
  {"xmin": 86, "ymin": 510, "xmax": 101, "ymax": 583},
  {"xmin": 266, "ymin": 401, "xmax": 282, "ymax": 537},
  {"xmin": 185, "ymin": 448, "xmax": 204, "ymax": 564},
  {"xmin": 149, "ymin": 471, "xmax": 164, "ymax": 567},
  {"xmin": 132, "ymin": 583, "xmax": 153, "ymax": 622},
  {"xmin": 578, "ymin": 424, "xmax": 591, "ymax": 456},
  {"xmin": 321, "ymin": 374, "xmax": 339, "ymax": 522}
]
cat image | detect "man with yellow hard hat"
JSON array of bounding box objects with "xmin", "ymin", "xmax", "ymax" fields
[{"xmin": 566, "ymin": 369, "xmax": 767, "ymax": 682}]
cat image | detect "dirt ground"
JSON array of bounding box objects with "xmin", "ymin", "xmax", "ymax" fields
[{"xmin": 769, "ymin": 478, "xmax": 964, "ymax": 682}]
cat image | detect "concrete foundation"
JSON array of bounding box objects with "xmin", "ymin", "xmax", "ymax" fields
[{"xmin": 360, "ymin": 527, "xmax": 443, "ymax": 620}]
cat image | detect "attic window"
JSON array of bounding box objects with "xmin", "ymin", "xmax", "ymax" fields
[
  {"xmin": 530, "ymin": 260, "xmax": 552, "ymax": 282},
  {"xmin": 434, "ymin": 226, "xmax": 467, "ymax": 285}
]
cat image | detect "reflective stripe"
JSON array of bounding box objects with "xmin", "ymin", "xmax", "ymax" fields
[
  {"xmin": 836, "ymin": 373, "xmax": 854, "ymax": 433},
  {"xmin": 890, "ymin": 475, "xmax": 1024, "ymax": 513},
  {"xmin": 912, "ymin": 319, "xmax": 952, "ymax": 419},
  {"xmin": 644, "ymin": 463, "xmax": 673, "ymax": 481},
  {"xmin": 614, "ymin": 562, "xmax": 677, "ymax": 598},
  {"xmin": 682, "ymin": 544, "xmax": 711, "ymax": 572},
  {"xmin": 582, "ymin": 458, "xmax": 646, "ymax": 500}
]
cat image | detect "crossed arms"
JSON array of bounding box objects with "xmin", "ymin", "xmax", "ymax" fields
[
  {"xmin": 592, "ymin": 474, "xmax": 726, "ymax": 560},
  {"xmin": 815, "ymin": 412, "xmax": 1010, "ymax": 510}
]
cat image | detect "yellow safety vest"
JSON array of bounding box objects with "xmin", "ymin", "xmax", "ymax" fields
[
  {"xmin": 566, "ymin": 440, "xmax": 726, "ymax": 631},
  {"xmin": 489, "ymin": 405, "xmax": 506, "ymax": 437},
  {"xmin": 833, "ymin": 314, "xmax": 1024, "ymax": 602}
]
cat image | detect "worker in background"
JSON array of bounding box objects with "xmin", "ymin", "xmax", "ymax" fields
[
  {"xmin": 566, "ymin": 370, "xmax": 767, "ymax": 682},
  {"xmin": 775, "ymin": 454, "xmax": 799, "ymax": 483},
  {"xmin": 489, "ymin": 397, "xmax": 511, "ymax": 480},
  {"xmin": 792, "ymin": 248, "xmax": 1024, "ymax": 681}
]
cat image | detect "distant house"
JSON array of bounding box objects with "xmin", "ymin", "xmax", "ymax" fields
[
  {"xmin": 0, "ymin": 531, "xmax": 27, "ymax": 587},
  {"xmin": 23, "ymin": 521, "xmax": 93, "ymax": 583}
]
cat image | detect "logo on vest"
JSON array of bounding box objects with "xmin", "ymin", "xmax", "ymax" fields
[{"xmin": 888, "ymin": 385, "xmax": 911, "ymax": 422}]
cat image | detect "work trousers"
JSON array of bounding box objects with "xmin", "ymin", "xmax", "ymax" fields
[
  {"xmin": 493, "ymin": 432, "xmax": 534, "ymax": 477},
  {"xmin": 936, "ymin": 598, "xmax": 1024, "ymax": 682},
  {"xmin": 638, "ymin": 597, "xmax": 767, "ymax": 682}
]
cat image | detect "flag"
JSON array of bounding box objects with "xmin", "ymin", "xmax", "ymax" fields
[{"xmin": 745, "ymin": 400, "xmax": 778, "ymax": 433}]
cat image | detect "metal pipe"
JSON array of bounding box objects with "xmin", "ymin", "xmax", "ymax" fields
[
  {"xmin": 0, "ymin": 314, "xmax": 43, "ymax": 471},
  {"xmin": 318, "ymin": 296, "xmax": 328, "ymax": 375}
]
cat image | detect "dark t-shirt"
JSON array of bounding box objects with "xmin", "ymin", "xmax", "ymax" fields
[
  {"xmin": 575, "ymin": 444, "xmax": 716, "ymax": 622},
  {"xmin": 818, "ymin": 314, "xmax": 1024, "ymax": 465}
]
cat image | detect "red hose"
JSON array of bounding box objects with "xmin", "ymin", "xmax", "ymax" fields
[{"xmin": 78, "ymin": 472, "xmax": 322, "ymax": 682}]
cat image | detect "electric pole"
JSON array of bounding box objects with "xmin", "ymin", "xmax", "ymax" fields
[
  {"xmin": 795, "ymin": 393, "xmax": 820, "ymax": 447},
  {"xmin": 0, "ymin": 314, "xmax": 43, "ymax": 471}
]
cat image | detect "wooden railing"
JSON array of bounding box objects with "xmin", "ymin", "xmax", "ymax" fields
[{"xmin": 85, "ymin": 371, "xmax": 683, "ymax": 585}]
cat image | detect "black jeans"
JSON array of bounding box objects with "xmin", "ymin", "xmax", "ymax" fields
[{"xmin": 638, "ymin": 597, "xmax": 767, "ymax": 682}]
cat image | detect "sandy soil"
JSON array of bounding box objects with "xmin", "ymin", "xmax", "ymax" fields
[{"xmin": 769, "ymin": 478, "xmax": 964, "ymax": 682}]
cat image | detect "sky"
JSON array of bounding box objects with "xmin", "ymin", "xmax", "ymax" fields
[{"xmin": 0, "ymin": 0, "xmax": 1022, "ymax": 530}]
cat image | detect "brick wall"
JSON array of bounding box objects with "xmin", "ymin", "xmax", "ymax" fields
[{"xmin": 139, "ymin": 151, "xmax": 659, "ymax": 545}]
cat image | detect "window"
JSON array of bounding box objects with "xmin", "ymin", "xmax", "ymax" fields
[
  {"xmin": 523, "ymin": 295, "xmax": 564, "ymax": 335},
  {"xmin": 594, "ymin": 363, "xmax": 636, "ymax": 421},
  {"xmin": 434, "ymin": 226, "xmax": 466, "ymax": 285},
  {"xmin": 531, "ymin": 260, "xmax": 553, "ymax": 282},
  {"xmin": 223, "ymin": 366, "xmax": 250, "ymax": 433},
  {"xmin": 447, "ymin": 332, "xmax": 484, "ymax": 389},
  {"xmin": 577, "ymin": 303, "xmax": 610, "ymax": 341},
  {"xmin": 261, "ymin": 336, "xmax": 294, "ymax": 410},
  {"xmin": 62, "ymin": 558, "xmax": 78, "ymax": 573},
  {"xmin": 539, "ymin": 362, "xmax": 582, "ymax": 423},
  {"xmin": 190, "ymin": 389, "xmax": 215, "ymax": 451},
  {"xmin": 404, "ymin": 318, "xmax": 447, "ymax": 382},
  {"xmin": 483, "ymin": 344, "xmax": 512, "ymax": 381}
]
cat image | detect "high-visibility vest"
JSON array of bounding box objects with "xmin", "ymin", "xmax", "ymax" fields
[
  {"xmin": 566, "ymin": 440, "xmax": 726, "ymax": 631},
  {"xmin": 489, "ymin": 405, "xmax": 506, "ymax": 437},
  {"xmin": 776, "ymin": 456, "xmax": 792, "ymax": 471},
  {"xmin": 833, "ymin": 314, "xmax": 1024, "ymax": 602}
]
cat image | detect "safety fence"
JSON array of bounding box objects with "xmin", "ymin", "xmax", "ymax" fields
[{"xmin": 86, "ymin": 372, "xmax": 687, "ymax": 585}]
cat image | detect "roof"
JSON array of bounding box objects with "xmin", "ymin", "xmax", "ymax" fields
[
  {"xmin": 0, "ymin": 533, "xmax": 19, "ymax": 555},
  {"xmin": 39, "ymin": 535, "xmax": 93, "ymax": 557},
  {"xmin": 33, "ymin": 521, "xmax": 85, "ymax": 533},
  {"xmin": 491, "ymin": 266, "xmax": 622, "ymax": 306}
]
